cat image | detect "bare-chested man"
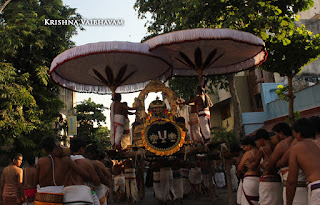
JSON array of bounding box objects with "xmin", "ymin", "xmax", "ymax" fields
[
  {"xmin": 237, "ymin": 137, "xmax": 260, "ymax": 205},
  {"xmin": 85, "ymin": 145, "xmax": 111, "ymax": 205},
  {"xmin": 266, "ymin": 122, "xmax": 307, "ymax": 204},
  {"xmin": 110, "ymin": 93, "xmax": 136, "ymax": 149},
  {"xmin": 251, "ymin": 129, "xmax": 283, "ymax": 205},
  {"xmin": 63, "ymin": 137, "xmax": 100, "ymax": 204},
  {"xmin": 0, "ymin": 153, "xmax": 25, "ymax": 205},
  {"xmin": 179, "ymin": 86, "xmax": 213, "ymax": 142},
  {"xmin": 23, "ymin": 156, "xmax": 37, "ymax": 204},
  {"xmin": 34, "ymin": 136, "xmax": 90, "ymax": 205},
  {"xmin": 286, "ymin": 118, "xmax": 320, "ymax": 205}
]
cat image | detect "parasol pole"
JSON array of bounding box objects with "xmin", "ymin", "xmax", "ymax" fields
[{"xmin": 196, "ymin": 69, "xmax": 205, "ymax": 88}]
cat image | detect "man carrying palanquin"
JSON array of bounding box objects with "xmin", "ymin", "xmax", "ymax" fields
[
  {"xmin": 266, "ymin": 122, "xmax": 307, "ymax": 204},
  {"xmin": 0, "ymin": 153, "xmax": 25, "ymax": 205},
  {"xmin": 286, "ymin": 118, "xmax": 320, "ymax": 205},
  {"xmin": 63, "ymin": 137, "xmax": 100, "ymax": 204},
  {"xmin": 34, "ymin": 136, "xmax": 90, "ymax": 205},
  {"xmin": 123, "ymin": 158, "xmax": 139, "ymax": 204},
  {"xmin": 110, "ymin": 93, "xmax": 136, "ymax": 150},
  {"xmin": 251, "ymin": 129, "xmax": 283, "ymax": 205}
]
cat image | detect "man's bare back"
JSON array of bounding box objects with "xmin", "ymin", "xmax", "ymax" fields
[
  {"xmin": 64, "ymin": 158, "xmax": 100, "ymax": 186},
  {"xmin": 23, "ymin": 166, "xmax": 36, "ymax": 189}
]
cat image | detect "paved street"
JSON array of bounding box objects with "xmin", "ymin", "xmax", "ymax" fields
[{"xmin": 115, "ymin": 187, "xmax": 235, "ymax": 205}]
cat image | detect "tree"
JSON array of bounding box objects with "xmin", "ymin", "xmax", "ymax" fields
[
  {"xmin": 0, "ymin": 0, "xmax": 82, "ymax": 154},
  {"xmin": 74, "ymin": 98, "xmax": 107, "ymax": 146},
  {"xmin": 262, "ymin": 25, "xmax": 320, "ymax": 126},
  {"xmin": 0, "ymin": 63, "xmax": 41, "ymax": 151}
]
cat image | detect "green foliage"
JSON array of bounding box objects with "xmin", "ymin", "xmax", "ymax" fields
[
  {"xmin": 211, "ymin": 130, "xmax": 240, "ymax": 150},
  {"xmin": 263, "ymin": 25, "xmax": 320, "ymax": 77},
  {"xmin": 169, "ymin": 75, "xmax": 228, "ymax": 100},
  {"xmin": 74, "ymin": 98, "xmax": 108, "ymax": 147},
  {"xmin": 0, "ymin": 63, "xmax": 41, "ymax": 150},
  {"xmin": 0, "ymin": 0, "xmax": 82, "ymax": 155}
]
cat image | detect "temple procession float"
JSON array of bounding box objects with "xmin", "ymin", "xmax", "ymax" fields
[{"xmin": 49, "ymin": 28, "xmax": 267, "ymax": 200}]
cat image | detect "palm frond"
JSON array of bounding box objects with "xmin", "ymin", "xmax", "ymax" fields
[
  {"xmin": 115, "ymin": 65, "xmax": 127, "ymax": 84},
  {"xmin": 179, "ymin": 52, "xmax": 195, "ymax": 68},
  {"xmin": 93, "ymin": 69, "xmax": 110, "ymax": 86},
  {"xmin": 203, "ymin": 49, "xmax": 217, "ymax": 68},
  {"xmin": 104, "ymin": 65, "xmax": 114, "ymax": 85},
  {"xmin": 207, "ymin": 53, "xmax": 224, "ymax": 68}
]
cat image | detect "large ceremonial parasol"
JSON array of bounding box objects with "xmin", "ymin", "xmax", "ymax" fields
[
  {"xmin": 144, "ymin": 28, "xmax": 267, "ymax": 85},
  {"xmin": 50, "ymin": 41, "xmax": 172, "ymax": 94}
]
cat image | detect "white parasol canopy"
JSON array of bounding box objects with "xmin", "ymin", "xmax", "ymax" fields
[
  {"xmin": 50, "ymin": 41, "xmax": 172, "ymax": 94},
  {"xmin": 144, "ymin": 28, "xmax": 267, "ymax": 81}
]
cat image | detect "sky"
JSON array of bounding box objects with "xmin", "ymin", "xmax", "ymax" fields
[{"xmin": 61, "ymin": 0, "xmax": 159, "ymax": 128}]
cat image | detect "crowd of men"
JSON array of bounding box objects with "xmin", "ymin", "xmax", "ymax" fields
[
  {"xmin": 0, "ymin": 137, "xmax": 113, "ymax": 205},
  {"xmin": 236, "ymin": 116, "xmax": 320, "ymax": 205}
]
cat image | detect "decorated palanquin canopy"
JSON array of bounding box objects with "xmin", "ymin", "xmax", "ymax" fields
[
  {"xmin": 143, "ymin": 28, "xmax": 267, "ymax": 78},
  {"xmin": 50, "ymin": 41, "xmax": 172, "ymax": 94}
]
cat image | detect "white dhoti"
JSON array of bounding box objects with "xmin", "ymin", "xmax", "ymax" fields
[
  {"xmin": 241, "ymin": 176, "xmax": 260, "ymax": 205},
  {"xmin": 307, "ymin": 180, "xmax": 320, "ymax": 205},
  {"xmin": 214, "ymin": 172, "xmax": 226, "ymax": 188},
  {"xmin": 173, "ymin": 170, "xmax": 183, "ymax": 199},
  {"xmin": 124, "ymin": 168, "xmax": 139, "ymax": 202},
  {"xmin": 259, "ymin": 175, "xmax": 282, "ymax": 205},
  {"xmin": 114, "ymin": 174, "xmax": 125, "ymax": 193},
  {"xmin": 63, "ymin": 185, "xmax": 94, "ymax": 205},
  {"xmin": 280, "ymin": 167, "xmax": 308, "ymax": 204},
  {"xmin": 180, "ymin": 168, "xmax": 191, "ymax": 195},
  {"xmin": 231, "ymin": 165, "xmax": 239, "ymax": 191},
  {"xmin": 35, "ymin": 186, "xmax": 64, "ymax": 205},
  {"xmin": 95, "ymin": 184, "xmax": 108, "ymax": 205},
  {"xmin": 160, "ymin": 167, "xmax": 176, "ymax": 202},
  {"xmin": 189, "ymin": 167, "xmax": 202, "ymax": 185},
  {"xmin": 237, "ymin": 180, "xmax": 243, "ymax": 204},
  {"xmin": 188, "ymin": 113, "xmax": 203, "ymax": 144},
  {"xmin": 198, "ymin": 108, "xmax": 211, "ymax": 140},
  {"xmin": 153, "ymin": 171, "xmax": 162, "ymax": 201},
  {"xmin": 111, "ymin": 114, "xmax": 125, "ymax": 147},
  {"xmin": 121, "ymin": 118, "xmax": 132, "ymax": 149}
]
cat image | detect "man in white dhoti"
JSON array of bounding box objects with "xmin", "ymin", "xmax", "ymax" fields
[
  {"xmin": 172, "ymin": 159, "xmax": 184, "ymax": 202},
  {"xmin": 160, "ymin": 167, "xmax": 176, "ymax": 202},
  {"xmin": 179, "ymin": 86, "xmax": 213, "ymax": 143},
  {"xmin": 180, "ymin": 167, "xmax": 191, "ymax": 197},
  {"xmin": 286, "ymin": 118, "xmax": 320, "ymax": 205},
  {"xmin": 268, "ymin": 122, "xmax": 307, "ymax": 204},
  {"xmin": 123, "ymin": 159, "xmax": 139, "ymax": 204},
  {"xmin": 113, "ymin": 161, "xmax": 125, "ymax": 202},
  {"xmin": 237, "ymin": 137, "xmax": 260, "ymax": 205},
  {"xmin": 63, "ymin": 137, "xmax": 101, "ymax": 205},
  {"xmin": 189, "ymin": 162, "xmax": 202, "ymax": 199},
  {"xmin": 110, "ymin": 93, "xmax": 135, "ymax": 150},
  {"xmin": 251, "ymin": 129, "xmax": 283, "ymax": 205},
  {"xmin": 34, "ymin": 137, "xmax": 91, "ymax": 205}
]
